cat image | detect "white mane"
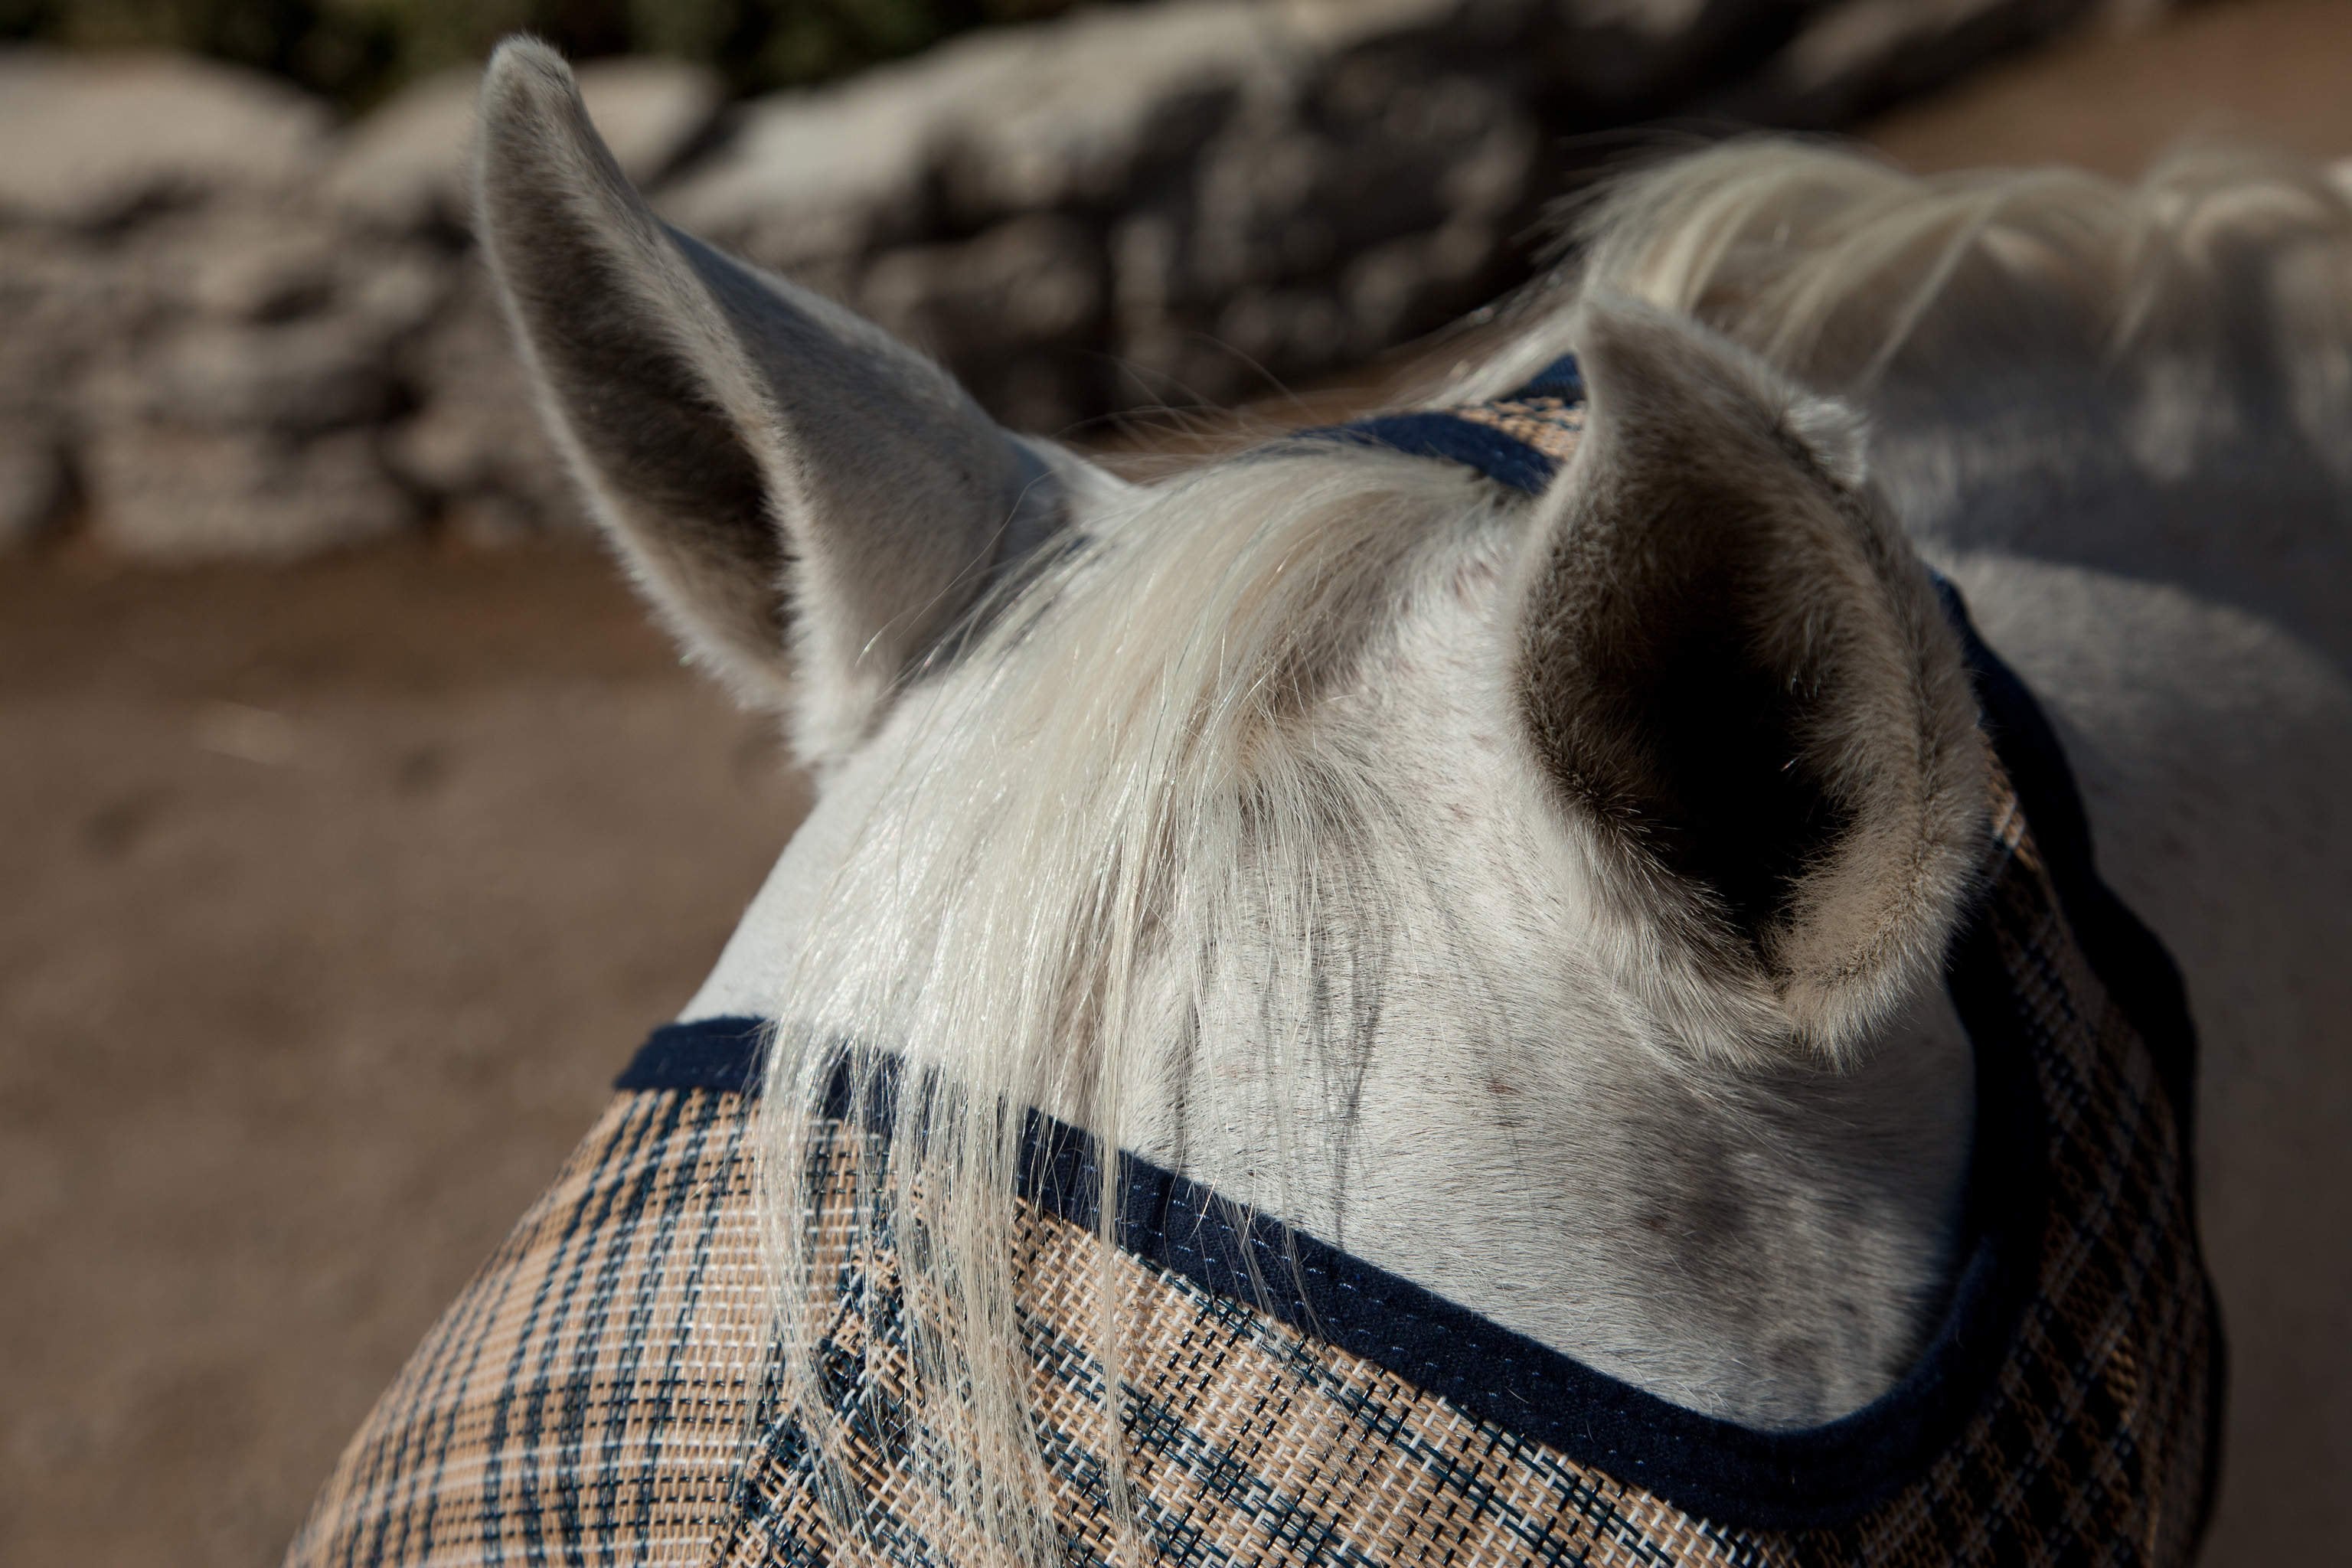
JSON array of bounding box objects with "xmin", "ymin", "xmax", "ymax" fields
[
  {"xmin": 757, "ymin": 448, "xmax": 1502, "ymax": 1559},
  {"xmin": 1462, "ymin": 138, "xmax": 2352, "ymax": 479}
]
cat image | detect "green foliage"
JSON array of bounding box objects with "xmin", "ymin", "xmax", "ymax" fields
[{"xmin": 0, "ymin": 0, "xmax": 1096, "ymax": 109}]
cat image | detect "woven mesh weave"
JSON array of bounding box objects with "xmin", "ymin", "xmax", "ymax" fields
[
  {"xmin": 1449, "ymin": 395, "xmax": 1588, "ymax": 461},
  {"xmin": 285, "ymin": 760, "xmax": 2216, "ymax": 1567},
  {"xmin": 286, "ymin": 1087, "xmax": 769, "ymax": 1565}
]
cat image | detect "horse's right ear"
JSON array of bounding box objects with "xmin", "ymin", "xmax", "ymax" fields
[
  {"xmin": 1512, "ymin": 296, "xmax": 1987, "ymax": 1065},
  {"xmin": 474, "ymin": 39, "xmax": 1079, "ymax": 763}
]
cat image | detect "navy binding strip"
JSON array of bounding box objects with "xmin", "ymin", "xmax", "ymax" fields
[
  {"xmin": 614, "ymin": 1015, "xmax": 765, "ymax": 1094},
  {"xmin": 1515, "ymin": 353, "xmax": 1588, "ymax": 400},
  {"xmin": 618, "ymin": 970, "xmax": 2036, "ymax": 1533},
  {"xmin": 1304, "ymin": 413, "xmax": 1562, "ymax": 494},
  {"xmin": 1293, "ymin": 353, "xmax": 1585, "ymax": 496},
  {"xmin": 610, "ymin": 351, "xmax": 2214, "ymax": 1533}
]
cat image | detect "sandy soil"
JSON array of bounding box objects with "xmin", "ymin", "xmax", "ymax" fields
[
  {"xmin": 5, "ymin": 2, "xmax": 2350, "ymax": 1563},
  {"xmin": 0, "ymin": 547, "xmax": 807, "ymax": 1563},
  {"xmin": 1867, "ymin": 0, "xmax": 2352, "ymax": 175}
]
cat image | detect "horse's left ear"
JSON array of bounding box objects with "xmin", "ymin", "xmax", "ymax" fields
[
  {"xmin": 475, "ymin": 39, "xmax": 1078, "ymax": 762},
  {"xmin": 1512, "ymin": 296, "xmax": 1987, "ymax": 1063}
]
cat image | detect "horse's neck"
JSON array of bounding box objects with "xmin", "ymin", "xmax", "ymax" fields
[{"xmin": 1864, "ymin": 366, "xmax": 2352, "ymax": 671}]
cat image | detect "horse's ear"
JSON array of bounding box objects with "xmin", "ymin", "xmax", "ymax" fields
[
  {"xmin": 474, "ymin": 38, "xmax": 1073, "ymax": 761},
  {"xmin": 1513, "ymin": 296, "xmax": 1986, "ymax": 1062}
]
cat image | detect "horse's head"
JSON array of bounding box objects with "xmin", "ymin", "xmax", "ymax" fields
[
  {"xmin": 479, "ymin": 41, "xmax": 1986, "ymax": 1086},
  {"xmin": 477, "ymin": 37, "xmax": 1999, "ymax": 1517}
]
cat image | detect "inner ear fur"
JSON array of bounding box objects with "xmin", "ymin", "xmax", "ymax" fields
[
  {"xmin": 476, "ymin": 41, "xmax": 797, "ymax": 707},
  {"xmin": 1516, "ymin": 298, "xmax": 1987, "ymax": 1060},
  {"xmin": 475, "ymin": 38, "xmax": 1062, "ymax": 758}
]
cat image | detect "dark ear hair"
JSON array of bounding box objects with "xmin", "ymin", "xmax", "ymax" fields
[
  {"xmin": 474, "ymin": 38, "xmax": 1073, "ymax": 760},
  {"xmin": 1514, "ymin": 296, "xmax": 1986, "ymax": 1060}
]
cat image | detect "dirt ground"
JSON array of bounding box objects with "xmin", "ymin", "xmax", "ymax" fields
[
  {"xmin": 6, "ymin": 2, "xmax": 2351, "ymax": 1563},
  {"xmin": 0, "ymin": 546, "xmax": 808, "ymax": 1563}
]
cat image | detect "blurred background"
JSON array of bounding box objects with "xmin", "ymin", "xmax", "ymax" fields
[{"xmin": 2, "ymin": 1, "xmax": 2348, "ymax": 1562}]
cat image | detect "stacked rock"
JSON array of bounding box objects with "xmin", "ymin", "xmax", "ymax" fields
[{"xmin": 0, "ymin": 0, "xmax": 2132, "ymax": 558}]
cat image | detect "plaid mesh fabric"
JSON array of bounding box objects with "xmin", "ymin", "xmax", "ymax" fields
[
  {"xmin": 283, "ymin": 1086, "xmax": 770, "ymax": 1566},
  {"xmin": 1448, "ymin": 394, "xmax": 1588, "ymax": 462},
  {"xmin": 286, "ymin": 762, "xmax": 2218, "ymax": 1567}
]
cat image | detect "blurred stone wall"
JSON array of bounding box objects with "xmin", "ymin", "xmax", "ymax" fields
[{"xmin": 0, "ymin": 0, "xmax": 2145, "ymax": 560}]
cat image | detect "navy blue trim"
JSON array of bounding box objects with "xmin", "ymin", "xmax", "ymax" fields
[
  {"xmin": 1933, "ymin": 580, "xmax": 2202, "ymax": 1138},
  {"xmin": 611, "ymin": 567, "xmax": 2210, "ymax": 1537},
  {"xmin": 1028, "ymin": 1041, "xmax": 2040, "ymax": 1533},
  {"xmin": 1298, "ymin": 413, "xmax": 1560, "ymax": 495},
  {"xmin": 1934, "ymin": 578, "xmax": 2225, "ymax": 1547},
  {"xmin": 1515, "ymin": 353, "xmax": 1586, "ymax": 400},
  {"xmin": 1292, "ymin": 353, "xmax": 1586, "ymax": 497},
  {"xmin": 613, "ymin": 1016, "xmax": 765, "ymax": 1094},
  {"xmin": 612, "ymin": 1008, "xmax": 2037, "ymax": 1531}
]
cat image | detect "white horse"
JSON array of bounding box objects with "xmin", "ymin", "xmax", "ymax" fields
[{"xmin": 475, "ymin": 39, "xmax": 2350, "ymax": 1566}]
